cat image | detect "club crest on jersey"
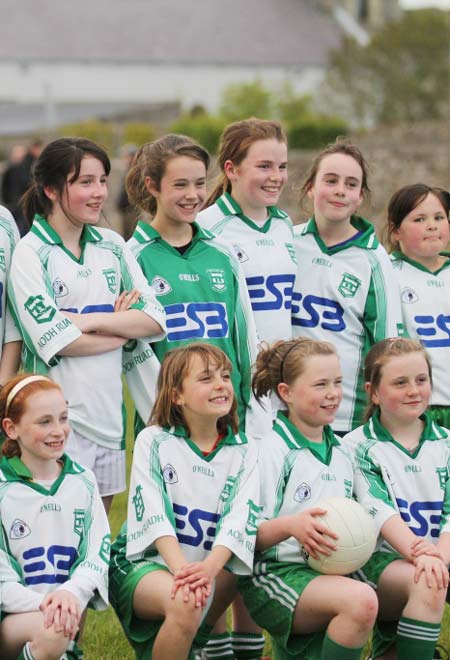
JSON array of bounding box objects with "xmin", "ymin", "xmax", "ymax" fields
[
  {"xmin": 294, "ymin": 483, "xmax": 311, "ymax": 503},
  {"xmin": 152, "ymin": 276, "xmax": 172, "ymax": 296},
  {"xmin": 338, "ymin": 273, "xmax": 361, "ymax": 298},
  {"xmin": 102, "ymin": 268, "xmax": 117, "ymax": 294},
  {"xmin": 0, "ymin": 248, "xmax": 5, "ymax": 272},
  {"xmin": 52, "ymin": 277, "xmax": 69, "ymax": 298},
  {"xmin": 162, "ymin": 464, "xmax": 178, "ymax": 484},
  {"xmin": 10, "ymin": 519, "xmax": 31, "ymax": 539},
  {"xmin": 245, "ymin": 499, "xmax": 262, "ymax": 535},
  {"xmin": 232, "ymin": 244, "xmax": 249, "ymax": 263},
  {"xmin": 24, "ymin": 295, "xmax": 57, "ymax": 324},
  {"xmin": 132, "ymin": 484, "xmax": 145, "ymax": 522},
  {"xmin": 401, "ymin": 287, "xmax": 418, "ymax": 304},
  {"xmin": 285, "ymin": 243, "xmax": 297, "ymax": 264},
  {"xmin": 220, "ymin": 476, "xmax": 236, "ymax": 504},
  {"xmin": 73, "ymin": 509, "xmax": 86, "ymax": 536},
  {"xmin": 99, "ymin": 533, "xmax": 111, "ymax": 563},
  {"xmin": 208, "ymin": 269, "xmax": 226, "ymax": 292},
  {"xmin": 436, "ymin": 467, "xmax": 447, "ymax": 490}
]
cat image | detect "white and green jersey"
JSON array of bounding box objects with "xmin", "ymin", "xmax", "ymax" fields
[
  {"xmin": 198, "ymin": 193, "xmax": 297, "ymax": 344},
  {"xmin": 257, "ymin": 411, "xmax": 354, "ymax": 565},
  {"xmin": 292, "ymin": 216, "xmax": 403, "ymax": 433},
  {"xmin": 344, "ymin": 410, "xmax": 450, "ymax": 550},
  {"xmin": 127, "ymin": 221, "xmax": 264, "ymax": 432},
  {"xmin": 113, "ymin": 424, "xmax": 260, "ymax": 575},
  {"xmin": 7, "ymin": 216, "xmax": 165, "ymax": 450},
  {"xmin": 0, "ymin": 454, "xmax": 110, "ymax": 616},
  {"xmin": 0, "ymin": 206, "xmax": 21, "ymax": 351},
  {"xmin": 391, "ymin": 251, "xmax": 450, "ymax": 406}
]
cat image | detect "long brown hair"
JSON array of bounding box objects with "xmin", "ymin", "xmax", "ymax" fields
[
  {"xmin": 206, "ymin": 118, "xmax": 287, "ymax": 207},
  {"xmin": 150, "ymin": 343, "xmax": 238, "ymax": 436},
  {"xmin": 0, "ymin": 374, "xmax": 63, "ymax": 458},
  {"xmin": 126, "ymin": 134, "xmax": 210, "ymax": 217}
]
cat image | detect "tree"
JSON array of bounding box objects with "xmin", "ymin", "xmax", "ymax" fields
[
  {"xmin": 219, "ymin": 80, "xmax": 273, "ymax": 121},
  {"xmin": 322, "ymin": 9, "xmax": 449, "ymax": 125}
]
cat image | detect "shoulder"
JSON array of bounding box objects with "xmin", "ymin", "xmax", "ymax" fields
[{"xmin": 94, "ymin": 226, "xmax": 126, "ymax": 247}]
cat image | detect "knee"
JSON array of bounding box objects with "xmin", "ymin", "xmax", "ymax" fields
[
  {"xmin": 31, "ymin": 626, "xmax": 70, "ymax": 660},
  {"xmin": 166, "ymin": 593, "xmax": 203, "ymax": 637},
  {"xmin": 346, "ymin": 584, "xmax": 378, "ymax": 630},
  {"xmin": 412, "ymin": 580, "xmax": 447, "ymax": 615}
]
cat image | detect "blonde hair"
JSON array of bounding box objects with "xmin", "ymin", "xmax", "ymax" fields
[
  {"xmin": 126, "ymin": 134, "xmax": 210, "ymax": 217},
  {"xmin": 150, "ymin": 343, "xmax": 238, "ymax": 436},
  {"xmin": 252, "ymin": 338, "xmax": 337, "ymax": 403},
  {"xmin": 364, "ymin": 338, "xmax": 432, "ymax": 420},
  {"xmin": 206, "ymin": 118, "xmax": 287, "ymax": 207}
]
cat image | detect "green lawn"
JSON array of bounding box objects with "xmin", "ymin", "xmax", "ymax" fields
[{"xmin": 81, "ymin": 392, "xmax": 450, "ymax": 659}]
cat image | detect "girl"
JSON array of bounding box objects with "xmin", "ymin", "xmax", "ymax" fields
[
  {"xmin": 344, "ymin": 338, "xmax": 449, "ymax": 660},
  {"xmin": 109, "ymin": 343, "xmax": 260, "ymax": 660},
  {"xmin": 125, "ymin": 133, "xmax": 263, "ymax": 437},
  {"xmin": 198, "ymin": 117, "xmax": 296, "ymax": 347},
  {"xmin": 0, "ymin": 374, "xmax": 110, "ymax": 660},
  {"xmin": 0, "ymin": 205, "xmax": 21, "ymax": 384},
  {"xmin": 292, "ymin": 137, "xmax": 403, "ymax": 435},
  {"xmin": 239, "ymin": 337, "xmax": 379, "ymax": 660},
  {"xmin": 387, "ymin": 183, "xmax": 450, "ymax": 428},
  {"xmin": 7, "ymin": 137, "xmax": 166, "ymax": 513}
]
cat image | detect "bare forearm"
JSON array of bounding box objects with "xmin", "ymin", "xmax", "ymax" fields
[
  {"xmin": 58, "ymin": 333, "xmax": 127, "ymax": 357},
  {"xmin": 203, "ymin": 546, "xmax": 232, "ymax": 577},
  {"xmin": 0, "ymin": 340, "xmax": 21, "ymax": 384},
  {"xmin": 155, "ymin": 536, "xmax": 187, "ymax": 573},
  {"xmin": 69, "ymin": 310, "xmax": 163, "ymax": 339},
  {"xmin": 256, "ymin": 516, "xmax": 292, "ymax": 551},
  {"xmin": 381, "ymin": 515, "xmax": 417, "ymax": 561}
]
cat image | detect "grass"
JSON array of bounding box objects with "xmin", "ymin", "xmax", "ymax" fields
[{"xmin": 81, "ymin": 391, "xmax": 450, "ymax": 659}]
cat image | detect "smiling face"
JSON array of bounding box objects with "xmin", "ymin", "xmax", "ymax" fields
[
  {"xmin": 369, "ymin": 352, "xmax": 432, "ymax": 429},
  {"xmin": 308, "ymin": 153, "xmax": 363, "ymax": 229},
  {"xmin": 393, "ymin": 193, "xmax": 450, "ymax": 269},
  {"xmin": 3, "ymin": 389, "xmax": 70, "ymax": 472},
  {"xmin": 48, "ymin": 156, "xmax": 108, "ymax": 228},
  {"xmin": 278, "ymin": 353, "xmax": 343, "ymax": 437},
  {"xmin": 149, "ymin": 155, "xmax": 206, "ymax": 230},
  {"xmin": 225, "ymin": 138, "xmax": 288, "ymax": 219},
  {"xmin": 173, "ymin": 354, "xmax": 234, "ymax": 429}
]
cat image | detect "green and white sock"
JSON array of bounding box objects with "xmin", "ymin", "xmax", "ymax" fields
[
  {"xmin": 320, "ymin": 634, "xmax": 363, "ymax": 660},
  {"xmin": 204, "ymin": 632, "xmax": 234, "ymax": 659},
  {"xmin": 18, "ymin": 642, "xmax": 36, "ymax": 660},
  {"xmin": 231, "ymin": 632, "xmax": 265, "ymax": 659},
  {"xmin": 396, "ymin": 616, "xmax": 440, "ymax": 660}
]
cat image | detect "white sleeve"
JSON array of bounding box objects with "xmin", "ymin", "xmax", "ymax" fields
[
  {"xmin": 56, "ymin": 475, "xmax": 110, "ymax": 611},
  {"xmin": 215, "ymin": 439, "xmax": 261, "ymax": 575},
  {"xmin": 122, "ymin": 339, "xmax": 161, "ymax": 424},
  {"xmin": 8, "ymin": 242, "xmax": 81, "ymax": 364},
  {"xmin": 119, "ymin": 239, "xmax": 166, "ymax": 341},
  {"xmin": 126, "ymin": 428, "xmax": 177, "ymax": 561},
  {"xmin": 0, "ymin": 528, "xmax": 43, "ymax": 613}
]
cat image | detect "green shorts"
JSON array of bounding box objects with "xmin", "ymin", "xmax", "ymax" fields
[
  {"xmin": 238, "ymin": 561, "xmax": 326, "ymax": 660},
  {"xmin": 109, "ymin": 552, "xmax": 211, "ymax": 659}
]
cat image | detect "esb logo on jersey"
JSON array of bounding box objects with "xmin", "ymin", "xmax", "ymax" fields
[
  {"xmin": 246, "ymin": 274, "xmax": 295, "ymax": 311},
  {"xmin": 165, "ymin": 301, "xmax": 229, "ymax": 341},
  {"xmin": 292, "ymin": 292, "xmax": 345, "ymax": 332}
]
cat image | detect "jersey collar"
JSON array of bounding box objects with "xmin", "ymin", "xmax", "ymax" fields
[
  {"xmin": 273, "ymin": 410, "xmax": 340, "ymax": 464},
  {"xmin": 298, "ymin": 215, "xmax": 379, "ymax": 254},
  {"xmin": 166, "ymin": 424, "xmax": 247, "ymax": 461},
  {"xmin": 132, "ymin": 220, "xmax": 215, "ymax": 246},
  {"xmin": 0, "ymin": 454, "xmax": 86, "ymax": 494},
  {"xmin": 31, "ymin": 215, "xmax": 103, "ymax": 246},
  {"xmin": 215, "ymin": 192, "xmax": 288, "ymax": 233},
  {"xmin": 363, "ymin": 408, "xmax": 448, "ymax": 457},
  {"xmin": 391, "ymin": 250, "xmax": 450, "ymax": 275}
]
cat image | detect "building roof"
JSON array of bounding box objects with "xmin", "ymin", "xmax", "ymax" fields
[{"xmin": 0, "ymin": 0, "xmax": 341, "ymax": 68}]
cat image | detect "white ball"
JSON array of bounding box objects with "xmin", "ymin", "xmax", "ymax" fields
[{"xmin": 305, "ymin": 497, "xmax": 377, "ymax": 575}]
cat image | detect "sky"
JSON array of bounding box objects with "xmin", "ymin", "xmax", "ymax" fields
[{"xmin": 400, "ymin": 0, "xmax": 450, "ymax": 7}]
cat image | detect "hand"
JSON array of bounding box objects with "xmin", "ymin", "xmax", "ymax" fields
[
  {"xmin": 410, "ymin": 537, "xmax": 443, "ymax": 561},
  {"xmin": 414, "ymin": 554, "xmax": 449, "ymax": 590},
  {"xmin": 172, "ymin": 561, "xmax": 214, "ymax": 594},
  {"xmin": 40, "ymin": 590, "xmax": 81, "ymax": 639},
  {"xmin": 114, "ymin": 289, "xmax": 142, "ymax": 312},
  {"xmin": 291, "ymin": 508, "xmax": 338, "ymax": 560}
]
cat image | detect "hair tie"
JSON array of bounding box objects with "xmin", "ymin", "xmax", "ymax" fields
[{"xmin": 5, "ymin": 376, "xmax": 50, "ymax": 415}]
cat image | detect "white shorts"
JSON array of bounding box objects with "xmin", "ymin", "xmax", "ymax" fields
[{"xmin": 66, "ymin": 429, "xmax": 126, "ymax": 497}]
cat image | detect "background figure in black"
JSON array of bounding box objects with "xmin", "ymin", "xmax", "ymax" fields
[
  {"xmin": 116, "ymin": 143, "xmax": 138, "ymax": 240},
  {"xmin": 1, "ymin": 139, "xmax": 43, "ymax": 236}
]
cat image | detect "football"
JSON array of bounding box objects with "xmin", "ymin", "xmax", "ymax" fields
[{"xmin": 305, "ymin": 497, "xmax": 377, "ymax": 575}]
